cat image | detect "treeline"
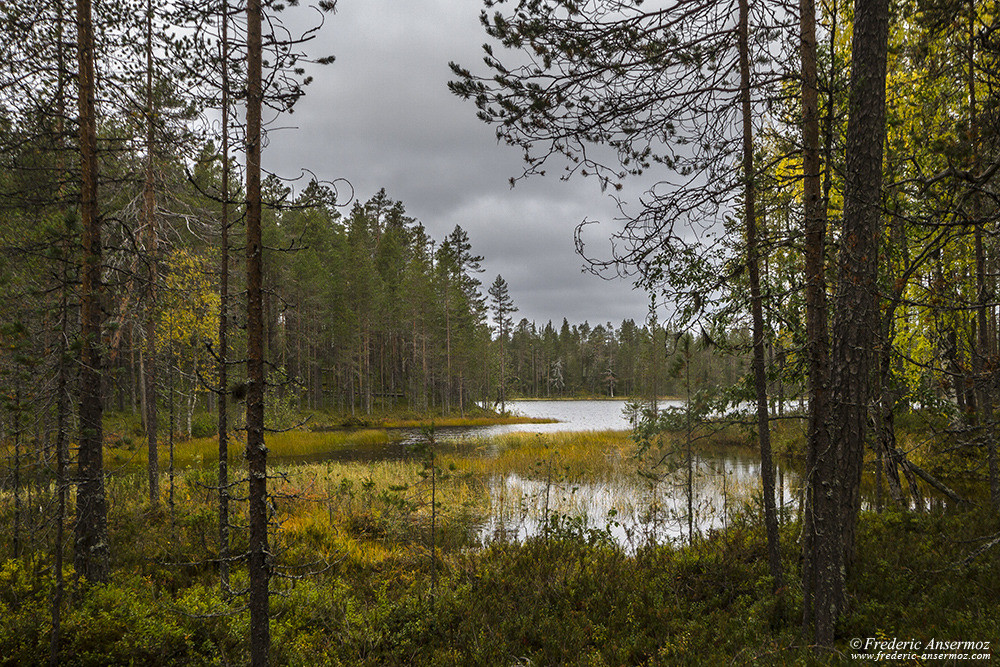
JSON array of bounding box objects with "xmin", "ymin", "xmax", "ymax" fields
[
  {"xmin": 500, "ymin": 318, "xmax": 749, "ymax": 400},
  {"xmin": 263, "ymin": 185, "xmax": 750, "ymax": 411},
  {"xmin": 232, "ymin": 183, "xmax": 749, "ymax": 415}
]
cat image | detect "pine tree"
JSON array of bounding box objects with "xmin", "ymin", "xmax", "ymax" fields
[
  {"xmin": 488, "ymin": 274, "xmax": 517, "ymax": 412},
  {"xmin": 74, "ymin": 0, "xmax": 110, "ymax": 586}
]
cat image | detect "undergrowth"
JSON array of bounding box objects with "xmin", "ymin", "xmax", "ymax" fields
[
  {"xmin": 2, "ymin": 424, "xmax": 998, "ymax": 665},
  {"xmin": 2, "ymin": 479, "xmax": 997, "ymax": 665}
]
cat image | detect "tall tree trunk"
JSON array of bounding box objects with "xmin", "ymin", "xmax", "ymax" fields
[
  {"xmin": 739, "ymin": 0, "xmax": 782, "ymax": 590},
  {"xmin": 822, "ymin": 0, "xmax": 891, "ymax": 643},
  {"xmin": 967, "ymin": 0, "xmax": 1000, "ymax": 514},
  {"xmin": 74, "ymin": 0, "xmax": 109, "ymax": 585},
  {"xmin": 144, "ymin": 0, "xmax": 159, "ymax": 507},
  {"xmin": 246, "ymin": 0, "xmax": 270, "ymax": 662},
  {"xmin": 50, "ymin": 8, "xmax": 69, "ymax": 660},
  {"xmin": 800, "ymin": 0, "xmax": 835, "ymax": 638},
  {"xmin": 218, "ymin": 0, "xmax": 231, "ymax": 595}
]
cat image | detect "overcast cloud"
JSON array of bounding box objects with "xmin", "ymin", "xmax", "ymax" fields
[{"xmin": 262, "ymin": 0, "xmax": 653, "ymax": 327}]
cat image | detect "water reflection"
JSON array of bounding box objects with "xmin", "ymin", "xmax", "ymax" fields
[
  {"xmin": 476, "ymin": 399, "xmax": 646, "ymax": 435},
  {"xmin": 478, "ymin": 447, "xmax": 800, "ymax": 549},
  {"xmin": 269, "ymin": 400, "xmax": 808, "ymax": 549}
]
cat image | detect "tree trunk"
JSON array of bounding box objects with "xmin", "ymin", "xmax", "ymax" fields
[
  {"xmin": 144, "ymin": 0, "xmax": 159, "ymax": 507},
  {"xmin": 50, "ymin": 10, "xmax": 69, "ymax": 660},
  {"xmin": 799, "ymin": 0, "xmax": 835, "ymax": 639},
  {"xmin": 967, "ymin": 0, "xmax": 1000, "ymax": 513},
  {"xmin": 246, "ymin": 0, "xmax": 270, "ymax": 662},
  {"xmin": 740, "ymin": 0, "xmax": 782, "ymax": 590},
  {"xmin": 823, "ymin": 0, "xmax": 891, "ymax": 642},
  {"xmin": 218, "ymin": 0, "xmax": 231, "ymax": 596},
  {"xmin": 74, "ymin": 0, "xmax": 109, "ymax": 585},
  {"xmin": 51, "ymin": 289, "xmax": 70, "ymax": 666}
]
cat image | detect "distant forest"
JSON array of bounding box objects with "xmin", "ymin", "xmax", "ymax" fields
[{"xmin": 81, "ymin": 180, "xmax": 752, "ymax": 424}]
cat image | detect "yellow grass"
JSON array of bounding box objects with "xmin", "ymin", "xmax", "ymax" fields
[
  {"xmin": 105, "ymin": 428, "xmax": 396, "ymax": 469},
  {"xmin": 441, "ymin": 430, "xmax": 636, "ymax": 480},
  {"xmin": 379, "ymin": 415, "xmax": 556, "ymax": 428}
]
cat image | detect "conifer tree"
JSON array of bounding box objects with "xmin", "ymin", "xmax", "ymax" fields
[
  {"xmin": 74, "ymin": 0, "xmax": 110, "ymax": 585},
  {"xmin": 489, "ymin": 274, "xmax": 517, "ymax": 412}
]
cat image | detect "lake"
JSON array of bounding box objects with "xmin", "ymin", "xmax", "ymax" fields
[
  {"xmin": 394, "ymin": 399, "xmax": 668, "ymax": 443},
  {"xmin": 286, "ymin": 399, "xmax": 661, "ymax": 463},
  {"xmin": 475, "ymin": 401, "xmax": 798, "ymax": 546},
  {"xmin": 288, "ymin": 399, "xmax": 800, "ymax": 548}
]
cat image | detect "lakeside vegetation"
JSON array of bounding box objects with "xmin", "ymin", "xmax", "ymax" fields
[
  {"xmin": 89, "ymin": 407, "xmax": 559, "ymax": 469},
  {"xmin": 2, "ymin": 424, "xmax": 998, "ymax": 665}
]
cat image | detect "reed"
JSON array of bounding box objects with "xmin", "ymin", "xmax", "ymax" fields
[
  {"xmin": 446, "ymin": 430, "xmax": 635, "ymax": 480},
  {"xmin": 105, "ymin": 428, "xmax": 396, "ymax": 470},
  {"xmin": 379, "ymin": 415, "xmax": 556, "ymax": 428}
]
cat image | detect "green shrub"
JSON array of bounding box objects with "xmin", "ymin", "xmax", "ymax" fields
[{"xmin": 189, "ymin": 411, "xmax": 217, "ymax": 439}]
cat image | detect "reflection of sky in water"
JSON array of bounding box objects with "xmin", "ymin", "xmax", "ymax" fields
[
  {"xmin": 268, "ymin": 399, "xmax": 958, "ymax": 543},
  {"xmin": 276, "ymin": 400, "xmax": 685, "ymax": 463},
  {"xmin": 272, "ymin": 399, "xmax": 803, "ymax": 549},
  {"xmin": 467, "ymin": 399, "xmax": 644, "ymax": 436},
  {"xmin": 479, "ymin": 451, "xmax": 800, "ymax": 551},
  {"xmin": 479, "ymin": 401, "xmax": 801, "ymax": 550}
]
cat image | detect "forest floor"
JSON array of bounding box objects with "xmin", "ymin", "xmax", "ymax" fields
[{"xmin": 2, "ymin": 426, "xmax": 998, "ymax": 665}]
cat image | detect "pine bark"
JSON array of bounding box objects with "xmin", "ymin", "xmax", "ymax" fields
[
  {"xmin": 246, "ymin": 0, "xmax": 270, "ymax": 662},
  {"xmin": 218, "ymin": 0, "xmax": 231, "ymax": 595},
  {"xmin": 820, "ymin": 0, "xmax": 891, "ymax": 643},
  {"xmin": 50, "ymin": 9, "xmax": 69, "ymax": 660},
  {"xmin": 74, "ymin": 0, "xmax": 109, "ymax": 585},
  {"xmin": 799, "ymin": 0, "xmax": 831, "ymax": 634},
  {"xmin": 144, "ymin": 0, "xmax": 159, "ymax": 507}
]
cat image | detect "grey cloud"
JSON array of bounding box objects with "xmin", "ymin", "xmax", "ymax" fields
[{"xmin": 264, "ymin": 0, "xmax": 651, "ymax": 325}]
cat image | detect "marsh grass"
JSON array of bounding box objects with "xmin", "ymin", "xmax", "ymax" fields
[
  {"xmin": 2, "ymin": 421, "xmax": 998, "ymax": 666},
  {"xmin": 9, "ymin": 425, "xmax": 786, "ymax": 552},
  {"xmin": 295, "ymin": 407, "xmax": 556, "ymax": 430},
  {"xmin": 451, "ymin": 429, "xmax": 634, "ymax": 479},
  {"xmin": 103, "ymin": 428, "xmax": 397, "ymax": 470},
  {"xmin": 460, "ymin": 431, "xmax": 786, "ymax": 548}
]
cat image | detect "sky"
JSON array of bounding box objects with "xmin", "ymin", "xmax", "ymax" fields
[{"xmin": 261, "ymin": 0, "xmax": 656, "ymax": 328}]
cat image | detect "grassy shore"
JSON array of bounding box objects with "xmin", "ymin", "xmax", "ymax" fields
[
  {"xmin": 2, "ymin": 427, "xmax": 997, "ymax": 665},
  {"xmin": 91, "ymin": 408, "xmax": 558, "ymax": 471},
  {"xmin": 295, "ymin": 407, "xmax": 557, "ymax": 430}
]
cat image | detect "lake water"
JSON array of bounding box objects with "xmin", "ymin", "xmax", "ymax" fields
[
  {"xmin": 475, "ymin": 400, "xmax": 799, "ymax": 546},
  {"xmin": 307, "ymin": 399, "xmax": 800, "ymax": 548},
  {"xmin": 297, "ymin": 400, "xmax": 654, "ymax": 463},
  {"xmin": 476, "ymin": 434, "xmax": 799, "ymax": 548},
  {"xmin": 392, "ymin": 399, "xmax": 666, "ymax": 444},
  {"xmin": 476, "ymin": 399, "xmax": 651, "ymax": 434}
]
